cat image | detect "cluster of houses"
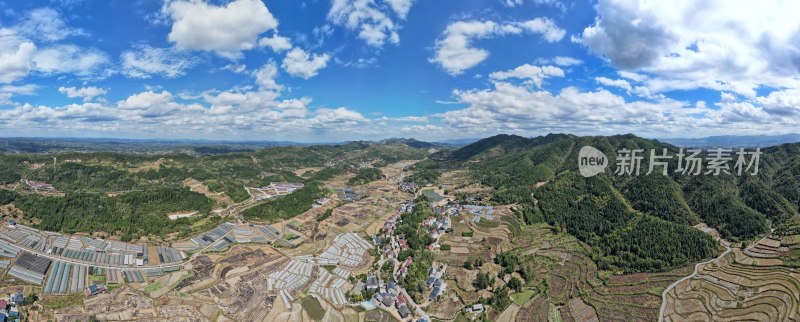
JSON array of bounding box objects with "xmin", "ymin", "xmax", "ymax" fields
[
  {"xmin": 367, "ymin": 279, "xmax": 413, "ymax": 319},
  {"xmin": 0, "ymin": 292, "xmax": 23, "ymax": 321},
  {"xmin": 377, "ymin": 202, "xmax": 414, "ymax": 253},
  {"xmin": 311, "ymin": 197, "xmax": 330, "ymax": 208},
  {"xmin": 398, "ymin": 182, "xmax": 419, "ymax": 193},
  {"xmin": 426, "ymin": 263, "xmax": 447, "ymax": 302},
  {"xmin": 421, "ymin": 216, "xmax": 451, "ymax": 249}
]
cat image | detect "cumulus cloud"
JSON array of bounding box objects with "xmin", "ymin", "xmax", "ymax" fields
[
  {"xmin": 118, "ymin": 90, "xmax": 173, "ymax": 110},
  {"xmin": 32, "ymin": 45, "xmax": 111, "ymax": 77},
  {"xmin": 0, "ymin": 9, "xmax": 107, "ymax": 83},
  {"xmin": 432, "ymin": 76, "xmax": 800, "ymax": 138},
  {"xmin": 310, "ymin": 107, "xmax": 367, "ymax": 128},
  {"xmin": 579, "ymin": 0, "xmax": 800, "ymax": 97},
  {"xmin": 0, "ymin": 84, "xmax": 37, "ymax": 106},
  {"xmin": 594, "ymin": 76, "xmax": 632, "ymax": 92},
  {"xmin": 0, "ymin": 31, "xmax": 36, "ymax": 83},
  {"xmin": 0, "ymin": 77, "xmax": 382, "ymax": 140},
  {"xmin": 281, "ymin": 48, "xmax": 330, "ymax": 79},
  {"xmin": 253, "ymin": 61, "xmax": 282, "ymax": 91},
  {"xmin": 58, "ymin": 86, "xmax": 107, "ymax": 102},
  {"xmin": 0, "ymin": 84, "xmax": 37, "ymax": 95},
  {"xmin": 385, "ymin": 0, "xmax": 415, "ymax": 19},
  {"xmin": 756, "ymin": 89, "xmax": 800, "ymax": 116},
  {"xmin": 164, "ymin": 0, "xmax": 279, "ymax": 58},
  {"xmin": 328, "ymin": 0, "xmax": 414, "ymax": 47},
  {"xmin": 431, "ymin": 18, "xmax": 565, "ymax": 75},
  {"xmin": 121, "ymin": 44, "xmax": 197, "ymax": 79},
  {"xmin": 490, "ymin": 64, "xmax": 564, "ymax": 87},
  {"xmin": 258, "ymin": 34, "xmax": 292, "ymax": 52},
  {"xmin": 552, "ymin": 56, "xmax": 583, "ymax": 67}
]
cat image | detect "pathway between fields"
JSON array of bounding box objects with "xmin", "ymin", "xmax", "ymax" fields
[{"xmin": 658, "ymin": 239, "xmax": 732, "ymax": 322}]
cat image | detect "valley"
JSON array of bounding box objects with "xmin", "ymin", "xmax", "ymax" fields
[{"xmin": 1, "ymin": 134, "xmax": 800, "ymax": 321}]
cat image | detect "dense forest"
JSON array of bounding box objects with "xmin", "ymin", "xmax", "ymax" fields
[
  {"xmin": 0, "ymin": 139, "xmax": 432, "ymax": 238},
  {"xmin": 242, "ymin": 181, "xmax": 329, "ymax": 222},
  {"xmin": 440, "ymin": 133, "xmax": 800, "ymax": 272},
  {"xmin": 346, "ymin": 167, "xmax": 383, "ymax": 186},
  {"xmin": 9, "ymin": 187, "xmax": 214, "ymax": 241}
]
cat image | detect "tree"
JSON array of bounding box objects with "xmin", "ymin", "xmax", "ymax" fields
[
  {"xmin": 474, "ymin": 272, "xmax": 490, "ymax": 290},
  {"xmin": 507, "ymin": 277, "xmax": 523, "ymax": 292}
]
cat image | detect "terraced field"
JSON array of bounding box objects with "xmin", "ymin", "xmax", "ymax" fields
[
  {"xmin": 489, "ymin": 222, "xmax": 697, "ymax": 322},
  {"xmin": 664, "ymin": 249, "xmax": 800, "ymax": 321}
]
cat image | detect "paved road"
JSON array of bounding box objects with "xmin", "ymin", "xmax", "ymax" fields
[{"xmin": 658, "ymin": 240, "xmax": 732, "ymax": 322}]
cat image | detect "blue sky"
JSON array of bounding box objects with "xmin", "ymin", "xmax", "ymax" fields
[{"xmin": 1, "ymin": 0, "xmax": 799, "ymax": 142}]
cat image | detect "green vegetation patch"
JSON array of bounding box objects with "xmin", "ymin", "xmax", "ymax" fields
[
  {"xmin": 243, "ymin": 181, "xmax": 328, "ymax": 222},
  {"xmin": 14, "ymin": 187, "xmax": 214, "ymax": 240},
  {"xmin": 144, "ymin": 282, "xmax": 163, "ymax": 292},
  {"xmin": 302, "ymin": 296, "xmax": 326, "ymax": 321},
  {"xmin": 511, "ymin": 289, "xmax": 536, "ymax": 306},
  {"xmin": 348, "ymin": 167, "xmax": 383, "ymax": 186}
]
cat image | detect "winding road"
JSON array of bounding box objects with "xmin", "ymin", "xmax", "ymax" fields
[{"xmin": 657, "ymin": 238, "xmax": 732, "ymax": 322}]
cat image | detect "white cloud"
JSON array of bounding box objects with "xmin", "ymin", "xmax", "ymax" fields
[
  {"xmin": 222, "ymin": 63, "xmax": 247, "ymax": 74},
  {"xmin": 617, "ymin": 71, "xmax": 648, "ymax": 82},
  {"xmin": 164, "ymin": 0, "xmax": 279, "ymax": 58},
  {"xmin": 253, "ymin": 61, "xmax": 282, "ymax": 91},
  {"xmin": 552, "ymin": 56, "xmax": 583, "ymax": 67},
  {"xmin": 0, "ymin": 84, "xmax": 37, "ymax": 106},
  {"xmin": 595, "ymin": 76, "xmax": 632, "ymax": 92},
  {"xmin": 756, "ymin": 89, "xmax": 800, "ymax": 116},
  {"xmin": 328, "ymin": 0, "xmax": 411, "ymax": 47},
  {"xmin": 311, "ymin": 107, "xmax": 367, "ymax": 127},
  {"xmin": 31, "ymin": 45, "xmax": 111, "ymax": 77},
  {"xmin": 579, "ymin": 0, "xmax": 800, "ymax": 97},
  {"xmin": 0, "ymin": 31, "xmax": 35, "ymax": 83},
  {"xmin": 385, "ymin": 0, "xmax": 414, "ymax": 19},
  {"xmin": 0, "ymin": 93, "xmax": 13, "ymax": 106},
  {"xmin": 502, "ymin": 0, "xmax": 524, "ymax": 7},
  {"xmin": 431, "ymin": 18, "xmax": 565, "ymax": 75},
  {"xmin": 0, "ymin": 84, "xmax": 37, "ymax": 95},
  {"xmin": 258, "ymin": 34, "xmax": 292, "ymax": 52},
  {"xmin": 281, "ymin": 48, "xmax": 330, "ymax": 79},
  {"xmin": 490, "ymin": 64, "xmax": 564, "ymax": 87},
  {"xmin": 118, "ymin": 90, "xmax": 173, "ymax": 110},
  {"xmin": 502, "ymin": 0, "xmax": 567, "ymax": 11},
  {"xmin": 518, "ymin": 18, "xmax": 566, "ymax": 43},
  {"xmin": 58, "ymin": 86, "xmax": 107, "ymax": 102},
  {"xmin": 430, "ymin": 78, "xmax": 800, "ymax": 138},
  {"xmin": 14, "ymin": 7, "xmax": 85, "ymax": 42},
  {"xmin": 120, "ymin": 44, "xmax": 197, "ymax": 79}
]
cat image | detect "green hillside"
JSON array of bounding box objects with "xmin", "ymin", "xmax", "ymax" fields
[{"xmin": 442, "ymin": 133, "xmax": 800, "ymax": 272}]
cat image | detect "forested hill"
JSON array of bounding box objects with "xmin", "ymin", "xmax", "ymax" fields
[
  {"xmin": 445, "ymin": 133, "xmax": 800, "ymax": 273},
  {"xmin": 0, "ymin": 140, "xmax": 432, "ymax": 240}
]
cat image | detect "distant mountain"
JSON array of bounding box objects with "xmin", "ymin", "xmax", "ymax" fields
[
  {"xmin": 659, "ymin": 134, "xmax": 800, "ymax": 148},
  {"xmin": 434, "ymin": 138, "xmax": 481, "ymax": 146},
  {"xmin": 379, "ymin": 138, "xmax": 439, "ymax": 149},
  {"xmin": 0, "ymin": 137, "xmax": 306, "ymax": 154}
]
